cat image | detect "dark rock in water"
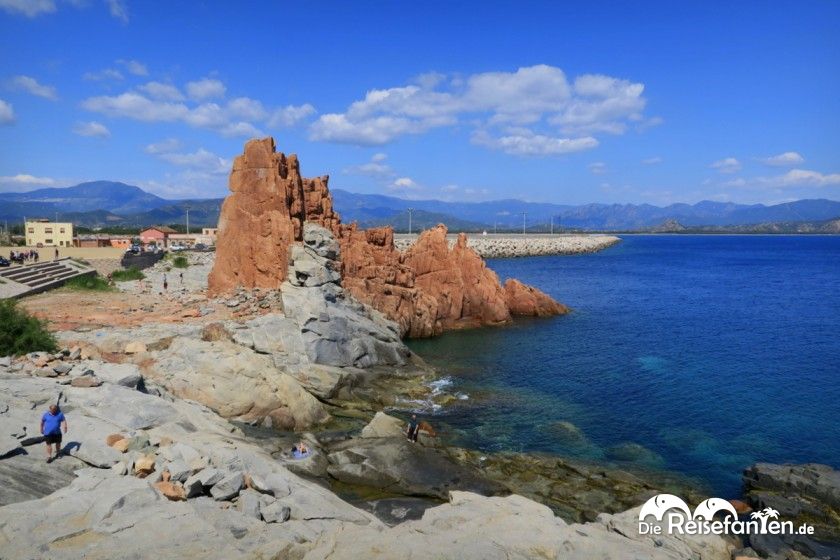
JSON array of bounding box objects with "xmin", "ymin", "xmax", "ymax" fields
[
  {"xmin": 743, "ymin": 462, "xmax": 840, "ymax": 553},
  {"xmin": 605, "ymin": 442, "xmax": 665, "ymax": 467},
  {"xmin": 326, "ymin": 437, "xmax": 505, "ymax": 500}
]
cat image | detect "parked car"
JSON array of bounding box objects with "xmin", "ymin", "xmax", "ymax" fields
[
  {"xmin": 0, "ymin": 256, "xmax": 10, "ymax": 267},
  {"xmin": 170, "ymin": 244, "xmax": 186, "ymax": 251},
  {"xmin": 194, "ymin": 243, "xmax": 207, "ymax": 251}
]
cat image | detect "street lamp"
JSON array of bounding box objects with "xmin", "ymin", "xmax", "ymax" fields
[
  {"xmin": 521, "ymin": 211, "xmax": 527, "ymax": 235},
  {"xmin": 407, "ymin": 207, "xmax": 414, "ymax": 235}
]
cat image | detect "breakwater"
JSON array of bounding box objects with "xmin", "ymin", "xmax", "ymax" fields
[{"xmin": 393, "ymin": 233, "xmax": 621, "ymax": 258}]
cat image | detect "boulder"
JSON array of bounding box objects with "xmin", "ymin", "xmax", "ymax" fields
[
  {"xmin": 248, "ymin": 472, "xmax": 291, "ymax": 498},
  {"xmin": 237, "ymin": 488, "xmax": 262, "ymax": 519},
  {"xmin": 133, "ymin": 454, "xmax": 156, "ymax": 477},
  {"xmin": 105, "ymin": 433, "xmax": 126, "ymax": 447},
  {"xmin": 124, "ymin": 342, "xmax": 147, "ymax": 354},
  {"xmin": 193, "ymin": 467, "xmax": 225, "ymax": 487},
  {"xmin": 326, "ymin": 438, "xmax": 503, "ymax": 500},
  {"xmin": 153, "ymin": 481, "xmax": 186, "ymax": 501},
  {"xmin": 165, "ymin": 459, "xmax": 191, "ymax": 483},
  {"xmin": 112, "ymin": 438, "xmax": 130, "ymax": 453},
  {"xmin": 71, "ymin": 376, "xmax": 103, "ymax": 388},
  {"xmin": 504, "ymin": 278, "xmax": 570, "ymax": 317},
  {"xmin": 52, "ymin": 363, "xmax": 72, "ymax": 375},
  {"xmin": 210, "ymin": 471, "xmax": 244, "ymax": 501},
  {"xmin": 260, "ymin": 501, "xmax": 291, "ymax": 523},
  {"xmin": 360, "ymin": 412, "xmax": 405, "ymax": 439}
]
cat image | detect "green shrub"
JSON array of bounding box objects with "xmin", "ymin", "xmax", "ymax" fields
[
  {"xmin": 0, "ymin": 299, "xmax": 58, "ymax": 356},
  {"xmin": 111, "ymin": 266, "xmax": 145, "ymax": 281},
  {"xmin": 63, "ymin": 274, "xmax": 113, "ymax": 291},
  {"xmin": 172, "ymin": 256, "xmax": 189, "ymax": 269}
]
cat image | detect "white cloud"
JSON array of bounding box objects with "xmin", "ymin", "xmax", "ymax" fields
[
  {"xmin": 309, "ymin": 64, "xmax": 645, "ymax": 154},
  {"xmin": 440, "ymin": 184, "xmax": 459, "ymax": 192},
  {"xmin": 641, "ymin": 156, "xmax": 663, "ymax": 165},
  {"xmin": 186, "ymin": 78, "xmax": 226, "ymax": 101},
  {"xmin": 371, "ymin": 152, "xmax": 387, "ymax": 162},
  {"xmin": 472, "ymin": 129, "xmax": 598, "ymax": 156},
  {"xmin": 0, "ymin": 0, "xmax": 56, "ymax": 17},
  {"xmin": 117, "ymin": 59, "xmax": 148, "ymax": 76},
  {"xmin": 105, "ymin": 0, "xmax": 128, "ymax": 23},
  {"xmin": 588, "ymin": 162, "xmax": 608, "ymax": 175},
  {"xmin": 0, "ymin": 173, "xmax": 55, "ymax": 186},
  {"xmin": 72, "ymin": 120, "xmax": 110, "ymax": 137},
  {"xmin": 267, "ymin": 103, "xmax": 316, "ymax": 128},
  {"xmin": 390, "ymin": 177, "xmax": 420, "ymax": 191},
  {"xmin": 723, "ymin": 169, "xmax": 840, "ymax": 190},
  {"xmin": 144, "ymin": 138, "xmax": 181, "ymax": 154},
  {"xmin": 343, "ymin": 153, "xmax": 394, "ymax": 179},
  {"xmin": 710, "ymin": 157, "xmax": 742, "ymax": 174},
  {"xmin": 144, "ymin": 140, "xmax": 230, "ymax": 176},
  {"xmin": 226, "ymin": 97, "xmax": 268, "ymax": 121},
  {"xmin": 759, "ymin": 151, "xmax": 804, "ymax": 167},
  {"xmin": 0, "ymin": 99, "xmax": 14, "ymax": 125},
  {"xmin": 83, "ymin": 68, "xmax": 124, "ymax": 81},
  {"xmin": 137, "ymin": 81, "xmax": 184, "ymax": 101},
  {"xmin": 9, "ymin": 75, "xmax": 58, "ymax": 100}
]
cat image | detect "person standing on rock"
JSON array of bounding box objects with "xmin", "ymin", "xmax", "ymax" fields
[
  {"xmin": 406, "ymin": 414, "xmax": 420, "ymax": 443},
  {"xmin": 40, "ymin": 404, "xmax": 67, "ymax": 463}
]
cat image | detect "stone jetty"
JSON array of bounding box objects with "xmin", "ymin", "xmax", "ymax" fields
[{"xmin": 394, "ymin": 233, "xmax": 621, "ymax": 258}]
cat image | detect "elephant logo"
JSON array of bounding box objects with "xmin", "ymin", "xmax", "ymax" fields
[
  {"xmin": 693, "ymin": 498, "xmax": 738, "ymax": 521},
  {"xmin": 639, "ymin": 494, "xmax": 692, "ymax": 521}
]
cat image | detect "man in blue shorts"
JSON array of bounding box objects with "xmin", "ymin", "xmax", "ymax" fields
[{"xmin": 41, "ymin": 404, "xmax": 67, "ymax": 463}]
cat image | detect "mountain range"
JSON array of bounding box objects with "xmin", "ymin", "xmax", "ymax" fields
[{"xmin": 1, "ymin": 181, "xmax": 839, "ymax": 232}]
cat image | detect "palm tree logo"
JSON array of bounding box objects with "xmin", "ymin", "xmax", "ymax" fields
[{"xmin": 750, "ymin": 507, "xmax": 779, "ymax": 532}]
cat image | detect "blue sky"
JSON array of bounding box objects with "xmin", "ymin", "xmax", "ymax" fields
[{"xmin": 0, "ymin": 0, "xmax": 838, "ymax": 205}]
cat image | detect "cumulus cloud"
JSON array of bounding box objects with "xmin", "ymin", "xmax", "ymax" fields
[
  {"xmin": 588, "ymin": 162, "xmax": 608, "ymax": 175},
  {"xmin": 390, "ymin": 177, "xmax": 420, "ymax": 191},
  {"xmin": 72, "ymin": 120, "xmax": 110, "ymax": 137},
  {"xmin": 310, "ymin": 64, "xmax": 646, "ymax": 154},
  {"xmin": 343, "ymin": 152, "xmax": 394, "ymax": 179},
  {"xmin": 0, "ymin": 0, "xmax": 56, "ymax": 17},
  {"xmin": 105, "ymin": 0, "xmax": 128, "ymax": 23},
  {"xmin": 641, "ymin": 156, "xmax": 662, "ymax": 165},
  {"xmin": 723, "ymin": 169, "xmax": 840, "ymax": 190},
  {"xmin": 710, "ymin": 157, "xmax": 742, "ymax": 174},
  {"xmin": 186, "ymin": 78, "xmax": 226, "ymax": 101},
  {"xmin": 0, "ymin": 99, "xmax": 14, "ymax": 125},
  {"xmin": 267, "ymin": 103, "xmax": 316, "ymax": 128},
  {"xmin": 83, "ymin": 68, "xmax": 124, "ymax": 81},
  {"xmin": 117, "ymin": 59, "xmax": 148, "ymax": 76},
  {"xmin": 9, "ymin": 75, "xmax": 58, "ymax": 100},
  {"xmin": 144, "ymin": 140, "xmax": 229, "ymax": 176},
  {"xmin": 759, "ymin": 151, "xmax": 804, "ymax": 167},
  {"xmin": 0, "ymin": 173, "xmax": 55, "ymax": 186},
  {"xmin": 137, "ymin": 81, "xmax": 184, "ymax": 101},
  {"xmin": 472, "ymin": 128, "xmax": 598, "ymax": 156}
]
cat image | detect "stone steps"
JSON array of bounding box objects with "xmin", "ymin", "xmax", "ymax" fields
[{"xmin": 0, "ymin": 258, "xmax": 97, "ymax": 298}]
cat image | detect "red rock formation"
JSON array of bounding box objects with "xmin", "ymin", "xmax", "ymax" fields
[
  {"xmin": 504, "ymin": 279, "xmax": 570, "ymax": 317},
  {"xmin": 208, "ymin": 138, "xmax": 339, "ymax": 295},
  {"xmin": 209, "ymin": 137, "xmax": 568, "ymax": 337}
]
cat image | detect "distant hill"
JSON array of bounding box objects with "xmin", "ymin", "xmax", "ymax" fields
[{"xmin": 0, "ymin": 181, "xmax": 838, "ymax": 232}]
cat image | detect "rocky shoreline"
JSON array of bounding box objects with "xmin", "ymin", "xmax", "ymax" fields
[{"xmin": 393, "ymin": 233, "xmax": 621, "ymax": 258}]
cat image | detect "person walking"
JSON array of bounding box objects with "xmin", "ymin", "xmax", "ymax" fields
[
  {"xmin": 40, "ymin": 404, "xmax": 67, "ymax": 463},
  {"xmin": 163, "ymin": 273, "xmax": 168, "ymax": 291}
]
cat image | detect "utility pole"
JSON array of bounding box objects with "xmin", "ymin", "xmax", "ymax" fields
[
  {"xmin": 521, "ymin": 211, "xmax": 527, "ymax": 235},
  {"xmin": 407, "ymin": 207, "xmax": 414, "ymax": 235}
]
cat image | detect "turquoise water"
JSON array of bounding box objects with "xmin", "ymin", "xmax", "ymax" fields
[{"xmin": 407, "ymin": 235, "xmax": 840, "ymax": 497}]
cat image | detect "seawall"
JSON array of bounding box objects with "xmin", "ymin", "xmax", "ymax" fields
[{"xmin": 393, "ymin": 233, "xmax": 621, "ymax": 258}]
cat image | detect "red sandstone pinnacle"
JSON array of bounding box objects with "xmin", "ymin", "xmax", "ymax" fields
[{"xmin": 208, "ymin": 137, "xmax": 568, "ymax": 337}]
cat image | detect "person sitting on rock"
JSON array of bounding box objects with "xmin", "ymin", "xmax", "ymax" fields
[
  {"xmin": 40, "ymin": 404, "xmax": 67, "ymax": 463},
  {"xmin": 406, "ymin": 414, "xmax": 420, "ymax": 443},
  {"xmin": 292, "ymin": 441, "xmax": 310, "ymax": 459}
]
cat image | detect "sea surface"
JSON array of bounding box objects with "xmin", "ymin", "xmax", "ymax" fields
[{"xmin": 406, "ymin": 235, "xmax": 840, "ymax": 497}]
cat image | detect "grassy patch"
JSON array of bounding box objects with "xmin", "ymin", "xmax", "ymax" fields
[
  {"xmin": 172, "ymin": 255, "xmax": 189, "ymax": 269},
  {"xmin": 63, "ymin": 274, "xmax": 114, "ymax": 291},
  {"xmin": 111, "ymin": 266, "xmax": 145, "ymax": 282},
  {"xmin": 0, "ymin": 299, "xmax": 58, "ymax": 356}
]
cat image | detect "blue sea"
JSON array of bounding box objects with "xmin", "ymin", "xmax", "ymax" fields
[{"xmin": 407, "ymin": 235, "xmax": 840, "ymax": 497}]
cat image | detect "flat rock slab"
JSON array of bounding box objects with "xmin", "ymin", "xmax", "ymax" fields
[{"xmin": 0, "ymin": 449, "xmax": 86, "ymax": 506}]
